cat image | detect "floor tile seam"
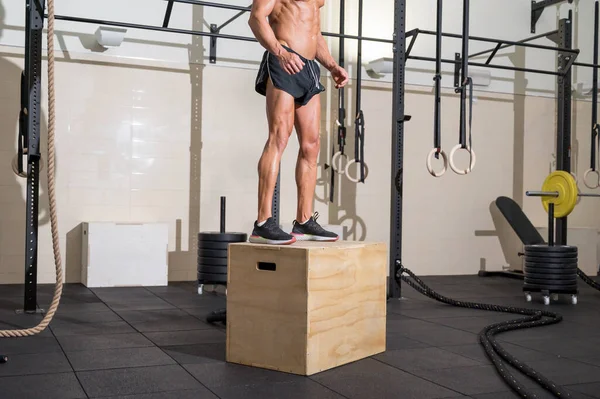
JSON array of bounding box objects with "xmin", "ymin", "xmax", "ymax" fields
[
  {"xmin": 378, "ymin": 345, "xmax": 490, "ymax": 367},
  {"xmin": 52, "ymin": 325, "xmax": 93, "ymax": 399},
  {"xmin": 369, "ymin": 356, "xmax": 470, "ymax": 397},
  {"xmin": 304, "ymin": 377, "xmax": 353, "ymax": 399}
]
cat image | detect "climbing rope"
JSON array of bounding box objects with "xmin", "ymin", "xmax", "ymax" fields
[{"xmin": 0, "ymin": 0, "xmax": 63, "ymax": 338}]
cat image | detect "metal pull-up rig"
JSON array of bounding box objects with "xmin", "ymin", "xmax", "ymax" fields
[{"xmin": 12, "ymin": 0, "xmax": 600, "ymax": 310}]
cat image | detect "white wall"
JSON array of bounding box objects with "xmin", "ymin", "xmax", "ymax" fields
[{"xmin": 1, "ymin": 0, "xmax": 599, "ymax": 285}]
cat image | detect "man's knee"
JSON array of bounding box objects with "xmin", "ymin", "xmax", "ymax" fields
[
  {"xmin": 268, "ymin": 118, "xmax": 293, "ymax": 153},
  {"xmin": 300, "ymin": 134, "xmax": 320, "ymax": 160}
]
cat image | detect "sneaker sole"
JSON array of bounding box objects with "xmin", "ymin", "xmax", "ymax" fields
[
  {"xmin": 292, "ymin": 233, "xmax": 339, "ymax": 242},
  {"xmin": 248, "ymin": 235, "xmax": 297, "ymax": 245}
]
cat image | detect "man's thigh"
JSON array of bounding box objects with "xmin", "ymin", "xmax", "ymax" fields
[
  {"xmin": 294, "ymin": 93, "xmax": 321, "ymax": 143},
  {"xmin": 266, "ymin": 79, "xmax": 296, "ymax": 131}
]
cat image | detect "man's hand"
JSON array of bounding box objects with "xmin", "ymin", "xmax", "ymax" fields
[
  {"xmin": 277, "ymin": 50, "xmax": 305, "ymax": 75},
  {"xmin": 330, "ymin": 64, "xmax": 349, "ymax": 89}
]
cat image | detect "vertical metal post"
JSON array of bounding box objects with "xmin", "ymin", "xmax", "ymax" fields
[
  {"xmin": 22, "ymin": 0, "xmax": 45, "ymax": 313},
  {"xmin": 548, "ymin": 203, "xmax": 555, "ymax": 246},
  {"xmin": 220, "ymin": 196, "xmax": 226, "ymax": 233},
  {"xmin": 330, "ymin": 0, "xmax": 346, "ymax": 202},
  {"xmin": 556, "ymin": 15, "xmax": 572, "ymax": 245},
  {"xmin": 389, "ymin": 0, "xmax": 406, "ymax": 299}
]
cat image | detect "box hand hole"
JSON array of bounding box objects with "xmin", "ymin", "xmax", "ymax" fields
[{"xmin": 257, "ymin": 262, "xmax": 277, "ymax": 272}]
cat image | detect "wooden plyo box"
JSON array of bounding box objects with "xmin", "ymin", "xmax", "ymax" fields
[{"xmin": 226, "ymin": 241, "xmax": 387, "ymax": 376}]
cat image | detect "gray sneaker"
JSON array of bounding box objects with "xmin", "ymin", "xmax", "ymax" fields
[
  {"xmin": 291, "ymin": 212, "xmax": 339, "ymax": 242},
  {"xmin": 249, "ymin": 217, "xmax": 296, "ymax": 245}
]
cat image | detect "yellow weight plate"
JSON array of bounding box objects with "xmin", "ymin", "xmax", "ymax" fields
[{"xmin": 541, "ymin": 171, "xmax": 578, "ymax": 218}]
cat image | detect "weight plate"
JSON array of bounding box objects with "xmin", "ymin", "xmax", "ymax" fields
[
  {"xmin": 197, "ymin": 256, "xmax": 228, "ymax": 266},
  {"xmin": 198, "ymin": 232, "xmax": 247, "ymax": 242},
  {"xmin": 524, "ymin": 272, "xmax": 577, "ymax": 280},
  {"xmin": 524, "ymin": 244, "xmax": 577, "ymax": 254},
  {"xmin": 524, "ymin": 277, "xmax": 577, "ymax": 285},
  {"xmin": 197, "ymin": 265, "xmax": 228, "ymax": 274},
  {"xmin": 198, "ymin": 272, "xmax": 228, "ymax": 283},
  {"xmin": 524, "ymin": 261, "xmax": 577, "ymax": 270},
  {"xmin": 523, "ymin": 283, "xmax": 578, "ymax": 291},
  {"xmin": 524, "ymin": 256, "xmax": 578, "ymax": 264},
  {"xmin": 198, "ymin": 241, "xmax": 231, "ymax": 250},
  {"xmin": 523, "ymin": 252, "xmax": 578, "ymax": 260},
  {"xmin": 541, "ymin": 171, "xmax": 578, "ymax": 218},
  {"xmin": 524, "ymin": 266, "xmax": 578, "ymax": 275},
  {"xmin": 198, "ymin": 249, "xmax": 228, "ymax": 259}
]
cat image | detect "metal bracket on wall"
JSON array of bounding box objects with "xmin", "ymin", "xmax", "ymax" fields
[
  {"xmin": 531, "ymin": 0, "xmax": 573, "ymax": 34},
  {"xmin": 209, "ymin": 24, "xmax": 218, "ymax": 63},
  {"xmin": 208, "ymin": 4, "xmax": 252, "ymax": 64},
  {"xmin": 454, "ymin": 52, "xmax": 461, "ymax": 90}
]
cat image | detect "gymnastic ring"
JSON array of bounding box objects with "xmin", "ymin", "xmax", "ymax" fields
[
  {"xmin": 449, "ymin": 144, "xmax": 476, "ymax": 175},
  {"xmin": 344, "ymin": 159, "xmax": 369, "ymax": 183},
  {"xmin": 426, "ymin": 148, "xmax": 448, "ymax": 178},
  {"xmin": 331, "ymin": 151, "xmax": 348, "ymax": 175},
  {"xmin": 583, "ymin": 168, "xmax": 600, "ymax": 189},
  {"xmin": 11, "ymin": 153, "xmax": 44, "ymax": 178}
]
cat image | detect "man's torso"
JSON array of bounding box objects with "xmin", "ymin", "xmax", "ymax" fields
[{"xmin": 268, "ymin": 0, "xmax": 325, "ymax": 60}]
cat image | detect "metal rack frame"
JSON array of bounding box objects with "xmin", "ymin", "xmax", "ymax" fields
[{"xmin": 17, "ymin": 0, "xmax": 46, "ymax": 313}]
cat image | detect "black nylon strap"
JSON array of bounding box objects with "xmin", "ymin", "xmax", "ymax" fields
[{"xmin": 467, "ymin": 76, "xmax": 474, "ymax": 169}]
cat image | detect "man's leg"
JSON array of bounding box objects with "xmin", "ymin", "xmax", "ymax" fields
[
  {"xmin": 291, "ymin": 94, "xmax": 338, "ymax": 241},
  {"xmin": 294, "ymin": 94, "xmax": 321, "ymax": 223},
  {"xmin": 250, "ymin": 80, "xmax": 297, "ymax": 244}
]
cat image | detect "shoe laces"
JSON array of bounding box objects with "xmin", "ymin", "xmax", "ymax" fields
[{"xmin": 294, "ymin": 212, "xmax": 320, "ymax": 227}]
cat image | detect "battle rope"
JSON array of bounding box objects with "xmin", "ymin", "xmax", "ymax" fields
[
  {"xmin": 396, "ymin": 265, "xmax": 571, "ymax": 399},
  {"xmin": 578, "ymin": 268, "xmax": 600, "ymax": 291},
  {"xmin": 0, "ymin": 0, "xmax": 63, "ymax": 339}
]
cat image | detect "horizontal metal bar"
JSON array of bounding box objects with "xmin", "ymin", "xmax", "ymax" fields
[
  {"xmin": 469, "ymin": 30, "xmax": 558, "ymax": 59},
  {"xmin": 168, "ymin": 0, "xmax": 250, "ymax": 12},
  {"xmin": 49, "ymin": 14, "xmax": 394, "ymax": 45},
  {"xmin": 415, "ymin": 29, "xmax": 579, "ymax": 54},
  {"xmin": 407, "ymin": 55, "xmax": 564, "ymax": 77},
  {"xmin": 52, "ymin": 14, "xmax": 257, "ymax": 41},
  {"xmin": 526, "ymin": 191, "xmax": 600, "ymax": 198},
  {"xmin": 321, "ymin": 31, "xmax": 394, "ymax": 44},
  {"xmin": 574, "ymin": 62, "xmax": 600, "ymax": 69},
  {"xmin": 526, "ymin": 190, "xmax": 559, "ymax": 197}
]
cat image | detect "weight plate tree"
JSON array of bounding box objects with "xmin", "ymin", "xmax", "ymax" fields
[
  {"xmin": 524, "ymin": 244, "xmax": 578, "ymax": 305},
  {"xmin": 197, "ymin": 197, "xmax": 247, "ymax": 290},
  {"xmin": 523, "ymin": 171, "xmax": 600, "ymax": 305}
]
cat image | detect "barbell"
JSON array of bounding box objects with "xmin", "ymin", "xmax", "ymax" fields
[{"xmin": 525, "ymin": 171, "xmax": 600, "ymax": 218}]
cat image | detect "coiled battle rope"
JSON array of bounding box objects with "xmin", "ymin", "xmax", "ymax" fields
[{"xmin": 396, "ymin": 265, "xmax": 571, "ymax": 399}]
